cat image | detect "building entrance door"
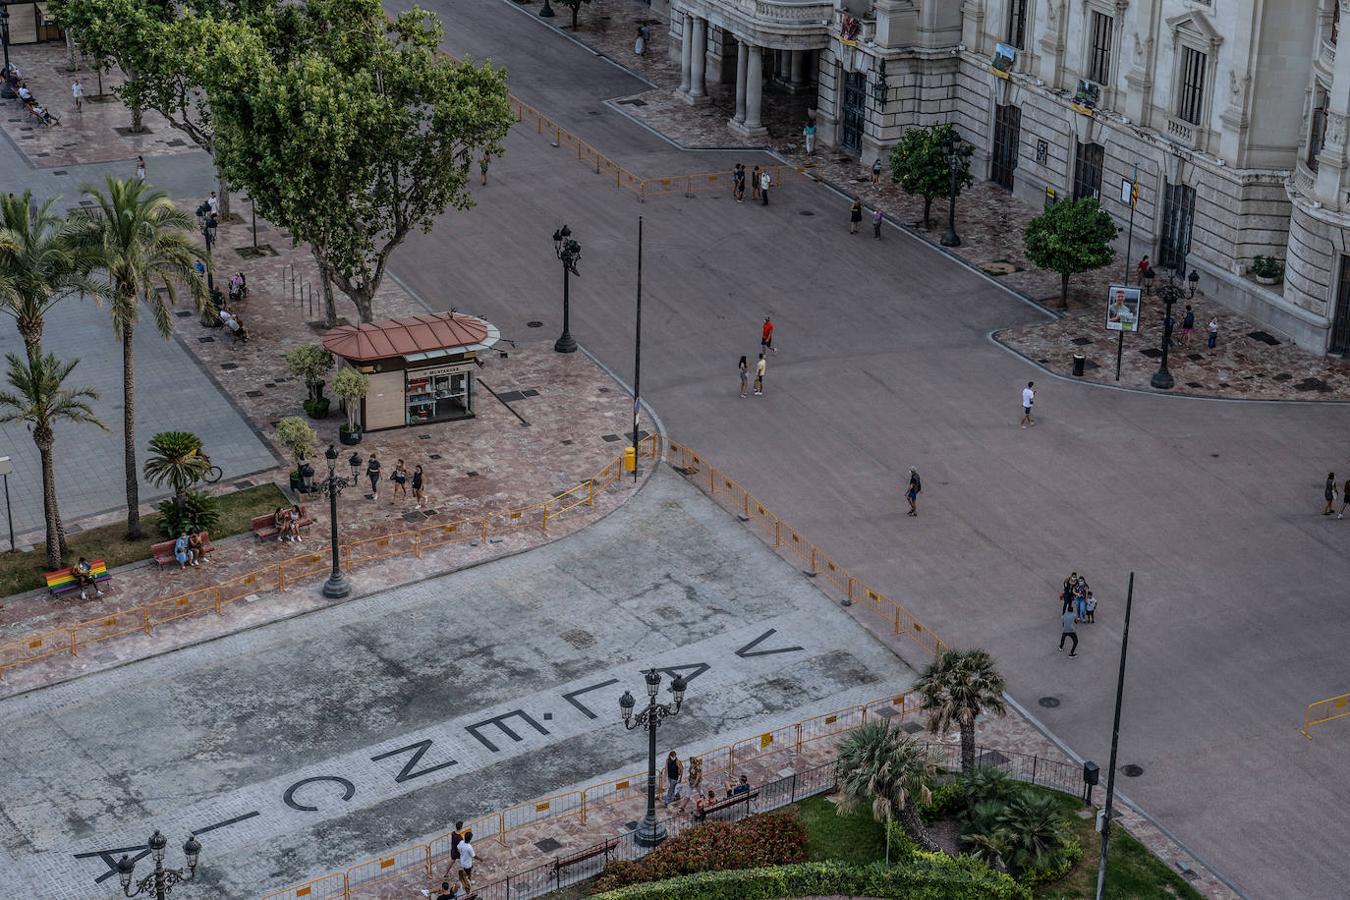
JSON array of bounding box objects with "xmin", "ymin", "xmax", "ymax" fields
[
  {"xmin": 1332, "ymin": 256, "xmax": 1350, "ymax": 354},
  {"xmin": 991, "ymin": 104, "xmax": 1021, "ymax": 190},
  {"xmin": 1159, "ymin": 182, "xmax": 1196, "ymax": 272},
  {"xmin": 841, "ymin": 71, "xmax": 865, "ymax": 154}
]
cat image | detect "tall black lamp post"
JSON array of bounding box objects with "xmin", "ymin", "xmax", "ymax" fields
[
  {"xmin": 553, "ymin": 225, "xmax": 581, "ymax": 354},
  {"xmin": 318, "ymin": 445, "xmax": 351, "ymax": 599},
  {"xmin": 196, "ymin": 204, "xmax": 218, "ymax": 293},
  {"xmin": 1, "ymin": 8, "xmax": 12, "ymax": 75},
  {"xmin": 539, "ymin": 0, "xmax": 555, "ymax": 17},
  {"xmin": 939, "ymin": 133, "xmax": 965, "ymax": 247},
  {"xmin": 1144, "ymin": 264, "xmax": 1199, "ymax": 390},
  {"xmin": 620, "ymin": 669, "xmax": 688, "ymax": 847},
  {"xmin": 116, "ymin": 830, "xmax": 200, "ymax": 900}
]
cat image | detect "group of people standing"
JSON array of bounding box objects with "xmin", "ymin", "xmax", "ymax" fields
[
  {"xmin": 1058, "ymin": 572, "xmax": 1097, "ymax": 657},
  {"xmin": 1322, "ymin": 472, "xmax": 1350, "ymax": 518},
  {"xmin": 849, "ymin": 199, "xmax": 884, "ymax": 239},
  {"xmin": 661, "ymin": 750, "xmax": 752, "ymax": 818},
  {"xmin": 737, "ymin": 317, "xmax": 775, "ymax": 397},
  {"xmin": 732, "ymin": 164, "xmax": 773, "ymax": 205},
  {"xmin": 363, "ymin": 453, "xmax": 427, "ymax": 506},
  {"xmin": 427, "ymin": 821, "xmax": 477, "ymax": 898}
]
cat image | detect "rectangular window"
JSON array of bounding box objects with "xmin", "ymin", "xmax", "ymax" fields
[
  {"xmin": 1073, "ymin": 141, "xmax": 1104, "ymax": 201},
  {"xmin": 1177, "ymin": 47, "xmax": 1207, "ymax": 125},
  {"xmin": 1087, "ymin": 11, "xmax": 1113, "ymax": 84},
  {"xmin": 1309, "ymin": 91, "xmax": 1329, "ymax": 171},
  {"xmin": 1007, "ymin": 0, "xmax": 1029, "ymax": 49}
]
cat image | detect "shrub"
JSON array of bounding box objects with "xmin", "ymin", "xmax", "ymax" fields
[
  {"xmin": 285, "ymin": 343, "xmax": 334, "ymax": 400},
  {"xmin": 594, "ymin": 813, "xmax": 807, "ymax": 893},
  {"xmin": 1251, "ymin": 255, "xmax": 1283, "ymax": 279},
  {"xmin": 275, "ymin": 416, "xmax": 317, "ymax": 471},
  {"xmin": 591, "ymin": 857, "xmax": 1031, "ymax": 900},
  {"xmin": 156, "ymin": 490, "xmax": 220, "ymax": 536},
  {"xmin": 918, "ymin": 778, "xmax": 965, "ymax": 823},
  {"xmin": 1019, "ymin": 831, "xmax": 1082, "ymax": 887},
  {"xmin": 333, "ymin": 368, "xmax": 369, "ymax": 432},
  {"xmin": 963, "ymin": 767, "xmax": 1019, "ymax": 807}
]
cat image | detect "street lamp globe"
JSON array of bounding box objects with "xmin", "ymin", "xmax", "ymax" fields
[
  {"xmin": 348, "ymin": 452, "xmax": 363, "ymax": 486},
  {"xmin": 619, "ymin": 689, "xmax": 636, "ymax": 722},
  {"xmin": 183, "ymin": 835, "xmax": 201, "ymax": 871},
  {"xmin": 325, "ymin": 444, "xmax": 338, "ymax": 477},
  {"xmin": 644, "ymin": 668, "xmax": 661, "ymax": 698},
  {"xmin": 149, "ymin": 830, "xmax": 168, "ymax": 862},
  {"xmin": 671, "ymin": 673, "xmax": 687, "ymax": 706},
  {"xmin": 117, "ymin": 855, "xmax": 136, "ymax": 890}
]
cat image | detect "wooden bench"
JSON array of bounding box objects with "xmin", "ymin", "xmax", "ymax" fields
[
  {"xmin": 151, "ymin": 532, "xmax": 216, "ymax": 567},
  {"xmin": 45, "ymin": 559, "xmax": 111, "ymax": 597},
  {"xmin": 695, "ymin": 789, "xmax": 760, "ymax": 822},
  {"xmin": 251, "ymin": 507, "xmax": 313, "ymax": 541},
  {"xmin": 554, "ymin": 837, "xmax": 621, "ymax": 881}
]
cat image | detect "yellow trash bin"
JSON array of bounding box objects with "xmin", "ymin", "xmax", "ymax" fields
[{"xmin": 624, "ymin": 446, "xmax": 636, "ymax": 472}]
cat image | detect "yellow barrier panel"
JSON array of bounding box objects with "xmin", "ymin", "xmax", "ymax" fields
[{"xmin": 1301, "ymin": 691, "xmax": 1350, "ymax": 739}]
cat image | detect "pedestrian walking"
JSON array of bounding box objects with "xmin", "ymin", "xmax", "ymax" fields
[
  {"xmin": 738, "ymin": 355, "xmax": 749, "ymax": 398},
  {"xmin": 905, "ymin": 467, "xmax": 921, "ymax": 517},
  {"xmin": 802, "ymin": 119, "xmax": 816, "ymax": 155},
  {"xmin": 479, "ymin": 154, "xmax": 490, "ymax": 186},
  {"xmin": 1207, "ymin": 317, "xmax": 1218, "ymax": 349},
  {"xmin": 662, "ymin": 751, "xmax": 682, "ymax": 806},
  {"xmin": 633, "ymin": 25, "xmax": 646, "ymax": 56},
  {"xmin": 1059, "ymin": 609, "xmax": 1079, "ymax": 656},
  {"xmin": 392, "ymin": 459, "xmax": 409, "ymax": 500},
  {"xmin": 751, "ymin": 165, "xmax": 762, "ymax": 200},
  {"xmin": 872, "ymin": 207, "xmax": 883, "ymax": 239},
  {"xmin": 733, "ymin": 163, "xmax": 745, "ymax": 202},
  {"xmin": 871, "ymin": 157, "xmax": 883, "ymax": 184},
  {"xmin": 761, "ymin": 315, "xmax": 775, "ymax": 353},
  {"xmin": 444, "ymin": 821, "xmax": 466, "ymax": 879},
  {"xmin": 456, "ymin": 831, "xmax": 476, "ymax": 892},
  {"xmin": 1073, "ymin": 578, "xmax": 1087, "ymax": 622},
  {"xmin": 1180, "ymin": 304, "xmax": 1195, "ymax": 347},
  {"xmin": 412, "ymin": 464, "xmax": 425, "ymax": 508},
  {"xmin": 1084, "ymin": 591, "xmax": 1096, "ymax": 623},
  {"xmin": 207, "ymin": 191, "xmax": 219, "ymax": 216},
  {"xmin": 136, "ymin": 156, "xmax": 146, "ymax": 180},
  {"xmin": 1340, "ymin": 476, "xmax": 1350, "ymax": 519},
  {"xmin": 1136, "ymin": 254, "xmax": 1151, "ymax": 284},
  {"xmin": 1020, "ymin": 381, "xmax": 1035, "ymax": 428},
  {"xmin": 849, "ymin": 198, "xmax": 862, "ymax": 234},
  {"xmin": 759, "ymin": 169, "xmax": 771, "ymax": 205},
  {"xmin": 71, "ymin": 78, "xmax": 83, "ymax": 111},
  {"xmin": 754, "ymin": 352, "xmax": 766, "ymax": 395},
  {"xmin": 1324, "ymin": 472, "xmax": 1338, "ymax": 515},
  {"xmin": 366, "ymin": 452, "xmax": 382, "ymax": 499}
]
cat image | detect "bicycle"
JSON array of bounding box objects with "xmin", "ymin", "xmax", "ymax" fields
[{"xmin": 199, "ymin": 454, "xmax": 223, "ymax": 484}]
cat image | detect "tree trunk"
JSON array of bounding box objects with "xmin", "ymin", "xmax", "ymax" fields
[
  {"xmin": 1059, "ymin": 272, "xmax": 1070, "ymax": 309},
  {"xmin": 217, "ymin": 168, "xmax": 232, "ymax": 219},
  {"xmin": 898, "ymin": 803, "xmax": 942, "ymax": 853},
  {"xmin": 923, "ymin": 196, "xmax": 933, "ymax": 228},
  {"xmin": 130, "ymin": 103, "xmax": 144, "ymax": 134},
  {"xmin": 571, "ymin": 5, "xmax": 579, "ymax": 28},
  {"xmin": 960, "ymin": 721, "xmax": 976, "ymax": 777},
  {"xmin": 313, "ymin": 249, "xmax": 338, "ymax": 327},
  {"xmin": 18, "ymin": 320, "xmax": 42, "ymax": 365},
  {"xmin": 352, "ymin": 286, "xmax": 375, "ymax": 324},
  {"xmin": 36, "ymin": 433, "xmax": 61, "ymax": 569},
  {"xmin": 64, "ymin": 34, "xmax": 77, "ymax": 72},
  {"xmin": 121, "ymin": 323, "xmax": 141, "ymax": 540}
]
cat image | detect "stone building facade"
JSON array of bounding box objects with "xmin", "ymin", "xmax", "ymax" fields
[{"xmin": 666, "ymin": 0, "xmax": 1350, "ymax": 353}]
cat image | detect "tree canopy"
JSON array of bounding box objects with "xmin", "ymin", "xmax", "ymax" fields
[
  {"xmin": 888, "ymin": 124, "xmax": 974, "ymax": 227},
  {"xmin": 1023, "ymin": 198, "xmax": 1118, "ymax": 309}
]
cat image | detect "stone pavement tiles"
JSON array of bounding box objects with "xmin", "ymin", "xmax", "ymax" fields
[
  {"xmin": 0, "ymin": 466, "xmax": 917, "ymax": 898},
  {"xmin": 0, "ymin": 43, "xmax": 201, "ymax": 169}
]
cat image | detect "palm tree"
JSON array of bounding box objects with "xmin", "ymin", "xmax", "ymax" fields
[
  {"xmin": 71, "ymin": 177, "xmax": 207, "ymax": 540},
  {"xmin": 835, "ymin": 720, "xmax": 941, "ymax": 857},
  {"xmin": 0, "ymin": 353, "xmax": 106, "ymax": 568},
  {"xmin": 915, "ymin": 648, "xmax": 1008, "ymax": 777},
  {"xmin": 143, "ymin": 431, "xmax": 209, "ymax": 514},
  {"xmin": 0, "ymin": 192, "xmax": 100, "ymax": 363}
]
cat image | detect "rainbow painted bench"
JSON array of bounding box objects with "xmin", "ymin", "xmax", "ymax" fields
[{"xmin": 44, "ymin": 559, "xmax": 111, "ymax": 597}]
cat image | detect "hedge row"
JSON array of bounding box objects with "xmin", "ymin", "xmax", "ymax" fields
[{"xmin": 591, "ymin": 857, "xmax": 1032, "ymax": 900}]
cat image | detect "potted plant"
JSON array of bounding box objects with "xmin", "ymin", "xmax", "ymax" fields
[
  {"xmin": 275, "ymin": 416, "xmax": 318, "ymax": 492},
  {"xmin": 1252, "ymin": 255, "xmax": 1284, "ymax": 286},
  {"xmin": 333, "ymin": 368, "xmax": 370, "ymax": 445},
  {"xmin": 286, "ymin": 343, "xmax": 334, "ymax": 419}
]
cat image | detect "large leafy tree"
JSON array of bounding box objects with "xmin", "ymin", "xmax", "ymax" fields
[
  {"xmin": 0, "ymin": 353, "xmax": 106, "ymax": 568},
  {"xmin": 1024, "ymin": 197, "xmax": 1118, "ymax": 309},
  {"xmin": 835, "ymin": 721, "xmax": 941, "ymax": 857},
  {"xmin": 889, "ymin": 123, "xmax": 973, "ymax": 229},
  {"xmin": 48, "ymin": 0, "xmax": 155, "ymax": 133},
  {"xmin": 71, "ymin": 178, "xmax": 208, "ymax": 540},
  {"xmin": 915, "ymin": 648, "xmax": 1008, "ymax": 777},
  {"xmin": 0, "ymin": 192, "xmax": 99, "ymax": 363},
  {"xmin": 199, "ymin": 0, "xmax": 512, "ymax": 324}
]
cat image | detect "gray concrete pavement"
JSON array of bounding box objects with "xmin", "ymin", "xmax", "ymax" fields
[
  {"xmin": 0, "ymin": 469, "xmax": 914, "ymax": 897},
  {"xmin": 387, "ymin": 2, "xmax": 1350, "ymax": 896}
]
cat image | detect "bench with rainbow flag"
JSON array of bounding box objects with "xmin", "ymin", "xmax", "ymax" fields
[{"xmin": 44, "ymin": 559, "xmax": 111, "ymax": 597}]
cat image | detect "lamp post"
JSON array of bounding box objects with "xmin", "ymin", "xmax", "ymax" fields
[
  {"xmin": 871, "ymin": 60, "xmax": 888, "ymax": 105},
  {"xmin": 116, "ymin": 830, "xmax": 200, "ymax": 900},
  {"xmin": 1, "ymin": 8, "xmax": 11, "ymax": 74},
  {"xmin": 1144, "ymin": 265, "xmax": 1199, "ymax": 390},
  {"xmin": 619, "ymin": 669, "xmax": 688, "ymax": 847},
  {"xmin": 552, "ymin": 225, "xmax": 581, "ymax": 354},
  {"xmin": 939, "ymin": 133, "xmax": 965, "ymax": 247},
  {"xmin": 347, "ymin": 450, "xmax": 363, "ymax": 487},
  {"xmin": 318, "ymin": 445, "xmax": 350, "ymax": 599},
  {"xmin": 539, "ymin": 0, "xmax": 555, "ymax": 17},
  {"xmin": 196, "ymin": 204, "xmax": 218, "ymax": 293}
]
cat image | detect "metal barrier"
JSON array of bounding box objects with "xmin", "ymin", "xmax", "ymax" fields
[
  {"xmin": 665, "ymin": 440, "xmax": 947, "ymax": 662},
  {"xmin": 0, "ymin": 435, "xmax": 662, "ymax": 684},
  {"xmin": 1301, "ymin": 691, "xmax": 1350, "ymax": 739}
]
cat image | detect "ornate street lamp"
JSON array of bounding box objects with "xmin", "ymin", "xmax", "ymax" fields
[
  {"xmin": 620, "ymin": 669, "xmax": 688, "ymax": 847},
  {"xmin": 552, "ymin": 225, "xmax": 581, "ymax": 354},
  {"xmin": 347, "ymin": 450, "xmax": 363, "ymax": 487},
  {"xmin": 1, "ymin": 8, "xmax": 11, "ymax": 75},
  {"xmin": 116, "ymin": 831, "xmax": 200, "ymax": 900},
  {"xmin": 317, "ymin": 445, "xmax": 351, "ymax": 599},
  {"xmin": 1143, "ymin": 264, "xmax": 1199, "ymax": 390},
  {"xmin": 939, "ymin": 132, "xmax": 966, "ymax": 247}
]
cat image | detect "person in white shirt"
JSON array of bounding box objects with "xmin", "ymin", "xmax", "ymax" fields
[
  {"xmin": 207, "ymin": 191, "xmax": 219, "ymax": 216},
  {"xmin": 456, "ymin": 832, "xmax": 476, "ymax": 892},
  {"xmin": 759, "ymin": 170, "xmax": 770, "ymax": 205},
  {"xmin": 71, "ymin": 79, "xmax": 83, "ymax": 110},
  {"xmin": 1020, "ymin": 381, "xmax": 1035, "ymax": 428}
]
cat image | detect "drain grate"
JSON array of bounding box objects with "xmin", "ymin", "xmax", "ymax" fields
[
  {"xmin": 1294, "ymin": 377, "xmax": 1332, "ymax": 392},
  {"xmin": 535, "ymin": 837, "xmax": 562, "ymax": 853},
  {"xmin": 1186, "ymin": 382, "xmax": 1205, "ymax": 388},
  {"xmin": 798, "ymin": 209, "xmax": 815, "ymax": 216},
  {"xmin": 1138, "ymin": 347, "xmax": 1163, "ymax": 358},
  {"xmin": 1070, "ymin": 337, "xmax": 1093, "ymax": 346},
  {"xmin": 1247, "ymin": 330, "xmax": 1282, "ymax": 345},
  {"xmin": 221, "ymin": 362, "xmax": 239, "ymax": 370},
  {"xmin": 1038, "ymin": 696, "xmax": 1061, "ymax": 708},
  {"xmin": 245, "ymin": 390, "xmax": 263, "ymax": 398},
  {"xmin": 601, "ymin": 433, "xmax": 621, "ymax": 442},
  {"xmin": 1272, "ymin": 372, "xmax": 1292, "ymax": 382},
  {"xmin": 1121, "ymin": 764, "xmax": 1144, "ymax": 777},
  {"xmin": 527, "ymin": 320, "xmax": 543, "ymax": 328}
]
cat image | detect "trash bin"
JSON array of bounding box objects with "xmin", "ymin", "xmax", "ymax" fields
[
  {"xmin": 624, "ymin": 446, "xmax": 636, "ymax": 473},
  {"xmin": 1072, "ymin": 353, "xmax": 1086, "ymax": 377}
]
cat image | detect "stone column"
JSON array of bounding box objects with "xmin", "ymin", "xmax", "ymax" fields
[
  {"xmin": 678, "ymin": 13, "xmax": 692, "ymax": 94},
  {"xmin": 734, "ymin": 41, "xmax": 749, "ymax": 124},
  {"xmin": 730, "ymin": 44, "xmax": 767, "ymax": 137},
  {"xmin": 790, "ymin": 50, "xmax": 806, "ymax": 88},
  {"xmin": 689, "ymin": 18, "xmax": 708, "ymax": 100}
]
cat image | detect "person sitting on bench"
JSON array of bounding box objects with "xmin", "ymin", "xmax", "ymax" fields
[
  {"xmin": 24, "ymin": 100, "xmax": 58, "ymax": 126},
  {"xmin": 730, "ymin": 774, "xmax": 751, "ymax": 796},
  {"xmin": 74, "ymin": 557, "xmax": 103, "ymax": 600}
]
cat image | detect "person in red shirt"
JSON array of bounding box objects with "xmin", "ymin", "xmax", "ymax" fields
[{"xmin": 761, "ymin": 316, "xmax": 775, "ymax": 354}]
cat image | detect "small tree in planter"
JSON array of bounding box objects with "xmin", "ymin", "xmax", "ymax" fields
[
  {"xmin": 333, "ymin": 368, "xmax": 370, "ymax": 445},
  {"xmin": 1024, "ymin": 197, "xmax": 1118, "ymax": 309},
  {"xmin": 285, "ymin": 343, "xmax": 334, "ymax": 419},
  {"xmin": 275, "ymin": 416, "xmax": 317, "ymax": 491},
  {"xmin": 889, "ymin": 123, "xmax": 974, "ymax": 229}
]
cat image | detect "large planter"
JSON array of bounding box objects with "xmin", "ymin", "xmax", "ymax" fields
[
  {"xmin": 339, "ymin": 426, "xmax": 363, "ymax": 446},
  {"xmin": 1255, "ymin": 274, "xmax": 1282, "ymax": 286}
]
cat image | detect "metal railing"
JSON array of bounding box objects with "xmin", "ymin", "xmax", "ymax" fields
[
  {"xmin": 664, "ymin": 440, "xmax": 948, "ymax": 662},
  {"xmin": 1301, "ymin": 690, "xmax": 1350, "ymax": 739},
  {"xmin": 0, "ymin": 436, "xmax": 658, "ymax": 683}
]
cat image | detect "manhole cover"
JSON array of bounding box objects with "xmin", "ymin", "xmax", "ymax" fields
[
  {"xmin": 1038, "ymin": 696, "xmax": 1061, "ymax": 708},
  {"xmin": 535, "ymin": 837, "xmax": 562, "ymax": 853},
  {"xmin": 1070, "ymin": 337, "xmax": 1093, "ymax": 346},
  {"xmin": 1247, "ymin": 330, "xmax": 1282, "ymax": 345},
  {"xmin": 1294, "ymin": 377, "xmax": 1332, "ymax": 393},
  {"xmin": 900, "ymin": 720, "xmax": 924, "ymax": 734},
  {"xmin": 798, "ymin": 210, "xmax": 815, "ymax": 216},
  {"xmin": 1138, "ymin": 347, "xmax": 1163, "ymax": 358},
  {"xmin": 979, "ymin": 260, "xmax": 1018, "ymax": 276},
  {"xmin": 527, "ymin": 320, "xmax": 544, "ymax": 328},
  {"xmin": 1121, "ymin": 764, "xmax": 1144, "ymax": 777}
]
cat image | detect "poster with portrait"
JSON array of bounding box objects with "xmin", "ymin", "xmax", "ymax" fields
[{"xmin": 1105, "ymin": 284, "xmax": 1141, "ymax": 332}]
